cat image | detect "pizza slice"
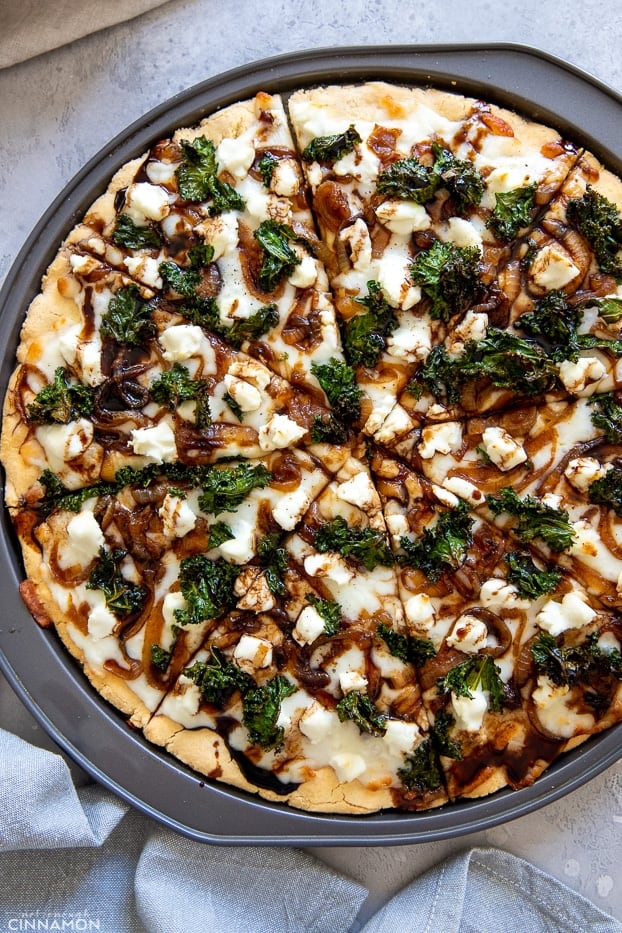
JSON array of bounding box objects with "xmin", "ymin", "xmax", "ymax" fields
[
  {"xmin": 63, "ymin": 91, "xmax": 348, "ymax": 410},
  {"xmin": 369, "ymin": 447, "xmax": 622, "ymax": 799},
  {"xmin": 1, "ymin": 242, "xmax": 354, "ymax": 510},
  {"xmin": 381, "ymin": 393, "xmax": 622, "ymax": 610},
  {"xmin": 287, "ymin": 82, "xmax": 580, "ymax": 436},
  {"xmin": 145, "ymin": 448, "xmax": 448, "ymax": 812},
  {"xmin": 10, "ymin": 442, "xmax": 340, "ymax": 729}
]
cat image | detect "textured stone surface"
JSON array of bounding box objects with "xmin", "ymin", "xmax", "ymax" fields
[{"xmin": 1, "ymin": 1, "xmax": 622, "ymax": 927}]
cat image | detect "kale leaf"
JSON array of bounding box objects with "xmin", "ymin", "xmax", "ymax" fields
[
  {"xmin": 487, "ymin": 487, "xmax": 575, "ymax": 552},
  {"xmin": 486, "ymin": 183, "xmax": 537, "ymax": 241},
  {"xmin": 223, "ymin": 303, "xmax": 279, "ymax": 348},
  {"xmin": 398, "ymin": 502, "xmax": 474, "ymax": 582},
  {"xmin": 184, "ymin": 647, "xmax": 253, "ymax": 707},
  {"xmin": 376, "ymin": 157, "xmax": 439, "ymax": 203},
  {"xmin": 197, "ymin": 462, "xmax": 272, "ymax": 514},
  {"xmin": 258, "ymin": 152, "xmax": 278, "ymax": 187},
  {"xmin": 588, "ymin": 466, "xmax": 622, "ymax": 517},
  {"xmin": 342, "ymin": 280, "xmax": 398, "ymax": 367},
  {"xmin": 431, "ymin": 143, "xmax": 485, "ymax": 213},
  {"xmin": 174, "ymin": 554, "xmax": 239, "ymax": 626},
  {"xmin": 436, "ymin": 654, "xmax": 505, "ymax": 712},
  {"xmin": 505, "ymin": 550, "xmax": 562, "ymax": 599},
  {"xmin": 254, "ymin": 220, "xmax": 307, "ymax": 292},
  {"xmin": 150, "ymin": 645, "xmax": 173, "ymax": 671},
  {"xmin": 311, "ymin": 357, "xmax": 362, "ymax": 430},
  {"xmin": 242, "ymin": 675, "xmax": 297, "ymax": 749},
  {"xmin": 517, "ymin": 290, "xmax": 622, "ymax": 362},
  {"xmin": 336, "ymin": 690, "xmax": 387, "ymax": 736},
  {"xmin": 112, "ymin": 213, "xmax": 161, "ymax": 249},
  {"xmin": 257, "ymin": 532, "xmax": 288, "ymax": 596},
  {"xmin": 310, "ymin": 413, "xmax": 351, "ymax": 445},
  {"xmin": 27, "ymin": 367, "xmax": 94, "ymax": 424},
  {"xmin": 590, "ymin": 393, "xmax": 622, "ymax": 443},
  {"xmin": 408, "ymin": 328, "xmax": 558, "ymax": 404},
  {"xmin": 207, "ymin": 521, "xmax": 234, "ymax": 549},
  {"xmin": 301, "ymin": 125, "xmax": 361, "ymax": 164},
  {"xmin": 531, "ymin": 631, "xmax": 622, "ymax": 688},
  {"xmin": 376, "ymin": 622, "xmax": 436, "ymax": 667},
  {"xmin": 314, "ymin": 515, "xmax": 394, "ymax": 571},
  {"xmin": 150, "ymin": 363, "xmax": 212, "ymax": 428},
  {"xmin": 305, "ymin": 594, "xmax": 342, "ymax": 636},
  {"xmin": 176, "ymin": 136, "xmax": 245, "ymax": 214},
  {"xmin": 431, "ymin": 709, "xmax": 463, "ymax": 760},
  {"xmin": 33, "ymin": 470, "xmax": 119, "ymax": 517},
  {"xmin": 567, "ymin": 186, "xmax": 622, "ymax": 279},
  {"xmin": 397, "ymin": 739, "xmax": 443, "ymax": 792},
  {"xmin": 100, "ymin": 285, "xmax": 156, "ymax": 346},
  {"xmin": 86, "ymin": 547, "xmax": 147, "ymax": 619},
  {"xmin": 410, "ymin": 240, "xmax": 482, "ymax": 322},
  {"xmin": 596, "ymin": 296, "xmax": 622, "ymax": 323}
]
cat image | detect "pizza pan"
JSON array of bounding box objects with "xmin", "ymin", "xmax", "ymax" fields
[{"xmin": 1, "ymin": 43, "xmax": 622, "ymax": 845}]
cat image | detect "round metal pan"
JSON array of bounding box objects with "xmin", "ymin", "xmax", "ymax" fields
[{"xmin": 1, "ymin": 43, "xmax": 621, "ymax": 845}]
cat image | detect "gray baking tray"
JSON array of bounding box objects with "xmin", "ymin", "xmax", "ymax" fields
[{"xmin": 1, "ymin": 43, "xmax": 621, "ymax": 845}]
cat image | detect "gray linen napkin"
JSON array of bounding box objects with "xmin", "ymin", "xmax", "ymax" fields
[
  {"xmin": 0, "ymin": 0, "xmax": 173, "ymax": 69},
  {"xmin": 1, "ymin": 727, "xmax": 620, "ymax": 933}
]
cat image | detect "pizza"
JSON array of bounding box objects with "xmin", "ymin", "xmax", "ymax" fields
[{"xmin": 3, "ymin": 81, "xmax": 622, "ymax": 815}]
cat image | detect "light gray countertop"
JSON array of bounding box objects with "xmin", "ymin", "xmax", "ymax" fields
[{"xmin": 1, "ymin": 0, "xmax": 622, "ymax": 925}]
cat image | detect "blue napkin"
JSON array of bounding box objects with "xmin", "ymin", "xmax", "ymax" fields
[{"xmin": 1, "ymin": 728, "xmax": 620, "ymax": 933}]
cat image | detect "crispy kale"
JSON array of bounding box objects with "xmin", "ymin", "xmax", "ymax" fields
[
  {"xmin": 314, "ymin": 515, "xmax": 394, "ymax": 571},
  {"xmin": 397, "ymin": 739, "xmax": 443, "ymax": 792},
  {"xmin": 223, "ymin": 391, "xmax": 244, "ymax": 422},
  {"xmin": 408, "ymin": 328, "xmax": 558, "ymax": 404},
  {"xmin": 431, "ymin": 143, "xmax": 485, "ymax": 213},
  {"xmin": 176, "ymin": 136, "xmax": 245, "ymax": 214},
  {"xmin": 150, "ymin": 644, "xmax": 173, "ymax": 671},
  {"xmin": 310, "ymin": 413, "xmax": 351, "ymax": 445},
  {"xmin": 197, "ymin": 462, "xmax": 272, "ymax": 514},
  {"xmin": 431, "ymin": 709, "xmax": 463, "ymax": 760},
  {"xmin": 27, "ymin": 367, "xmax": 94, "ymax": 424},
  {"xmin": 410, "ymin": 240, "xmax": 483, "ymax": 322},
  {"xmin": 375, "ymin": 145, "xmax": 484, "ymax": 213},
  {"xmin": 305, "ymin": 594, "xmax": 342, "ymax": 636},
  {"xmin": 159, "ymin": 246, "xmax": 226, "ymax": 332},
  {"xmin": 596, "ymin": 296, "xmax": 622, "ymax": 323},
  {"xmin": 150, "ymin": 363, "xmax": 212, "ymax": 428},
  {"xmin": 376, "ymin": 156, "xmax": 439, "ymax": 203},
  {"xmin": 174, "ymin": 554, "xmax": 239, "ymax": 626},
  {"xmin": 242, "ymin": 675, "xmax": 297, "ymax": 749},
  {"xmin": 436, "ymin": 654, "xmax": 505, "ymax": 712},
  {"xmin": 184, "ymin": 647, "xmax": 253, "ymax": 707},
  {"xmin": 311, "ymin": 357, "xmax": 362, "ymax": 432},
  {"xmin": 486, "ymin": 183, "xmax": 537, "ymax": 242},
  {"xmin": 342, "ymin": 280, "xmax": 398, "ymax": 367},
  {"xmin": 567, "ymin": 185, "xmax": 622, "ymax": 279},
  {"xmin": 588, "ymin": 466, "xmax": 622, "ymax": 517},
  {"xmin": 590, "ymin": 393, "xmax": 622, "ymax": 443},
  {"xmin": 505, "ymin": 550, "xmax": 562, "ymax": 600},
  {"xmin": 301, "ymin": 125, "xmax": 361, "ymax": 163},
  {"xmin": 257, "ymin": 532, "xmax": 288, "ymax": 597},
  {"xmin": 531, "ymin": 631, "xmax": 622, "ymax": 688},
  {"xmin": 487, "ymin": 487, "xmax": 575, "ymax": 552},
  {"xmin": 517, "ymin": 290, "xmax": 622, "ymax": 362},
  {"xmin": 112, "ymin": 213, "xmax": 161, "ymax": 249},
  {"xmin": 253, "ymin": 220, "xmax": 310, "ymax": 292},
  {"xmin": 336, "ymin": 690, "xmax": 387, "ymax": 736},
  {"xmin": 100, "ymin": 285, "xmax": 156, "ymax": 346},
  {"xmin": 86, "ymin": 547, "xmax": 147, "ymax": 619},
  {"xmin": 398, "ymin": 502, "xmax": 474, "ymax": 582},
  {"xmin": 376, "ymin": 622, "xmax": 436, "ymax": 667},
  {"xmin": 33, "ymin": 470, "xmax": 118, "ymax": 517},
  {"xmin": 258, "ymin": 152, "xmax": 278, "ymax": 187},
  {"xmin": 207, "ymin": 521, "xmax": 234, "ymax": 549},
  {"xmin": 223, "ymin": 303, "xmax": 279, "ymax": 348}
]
